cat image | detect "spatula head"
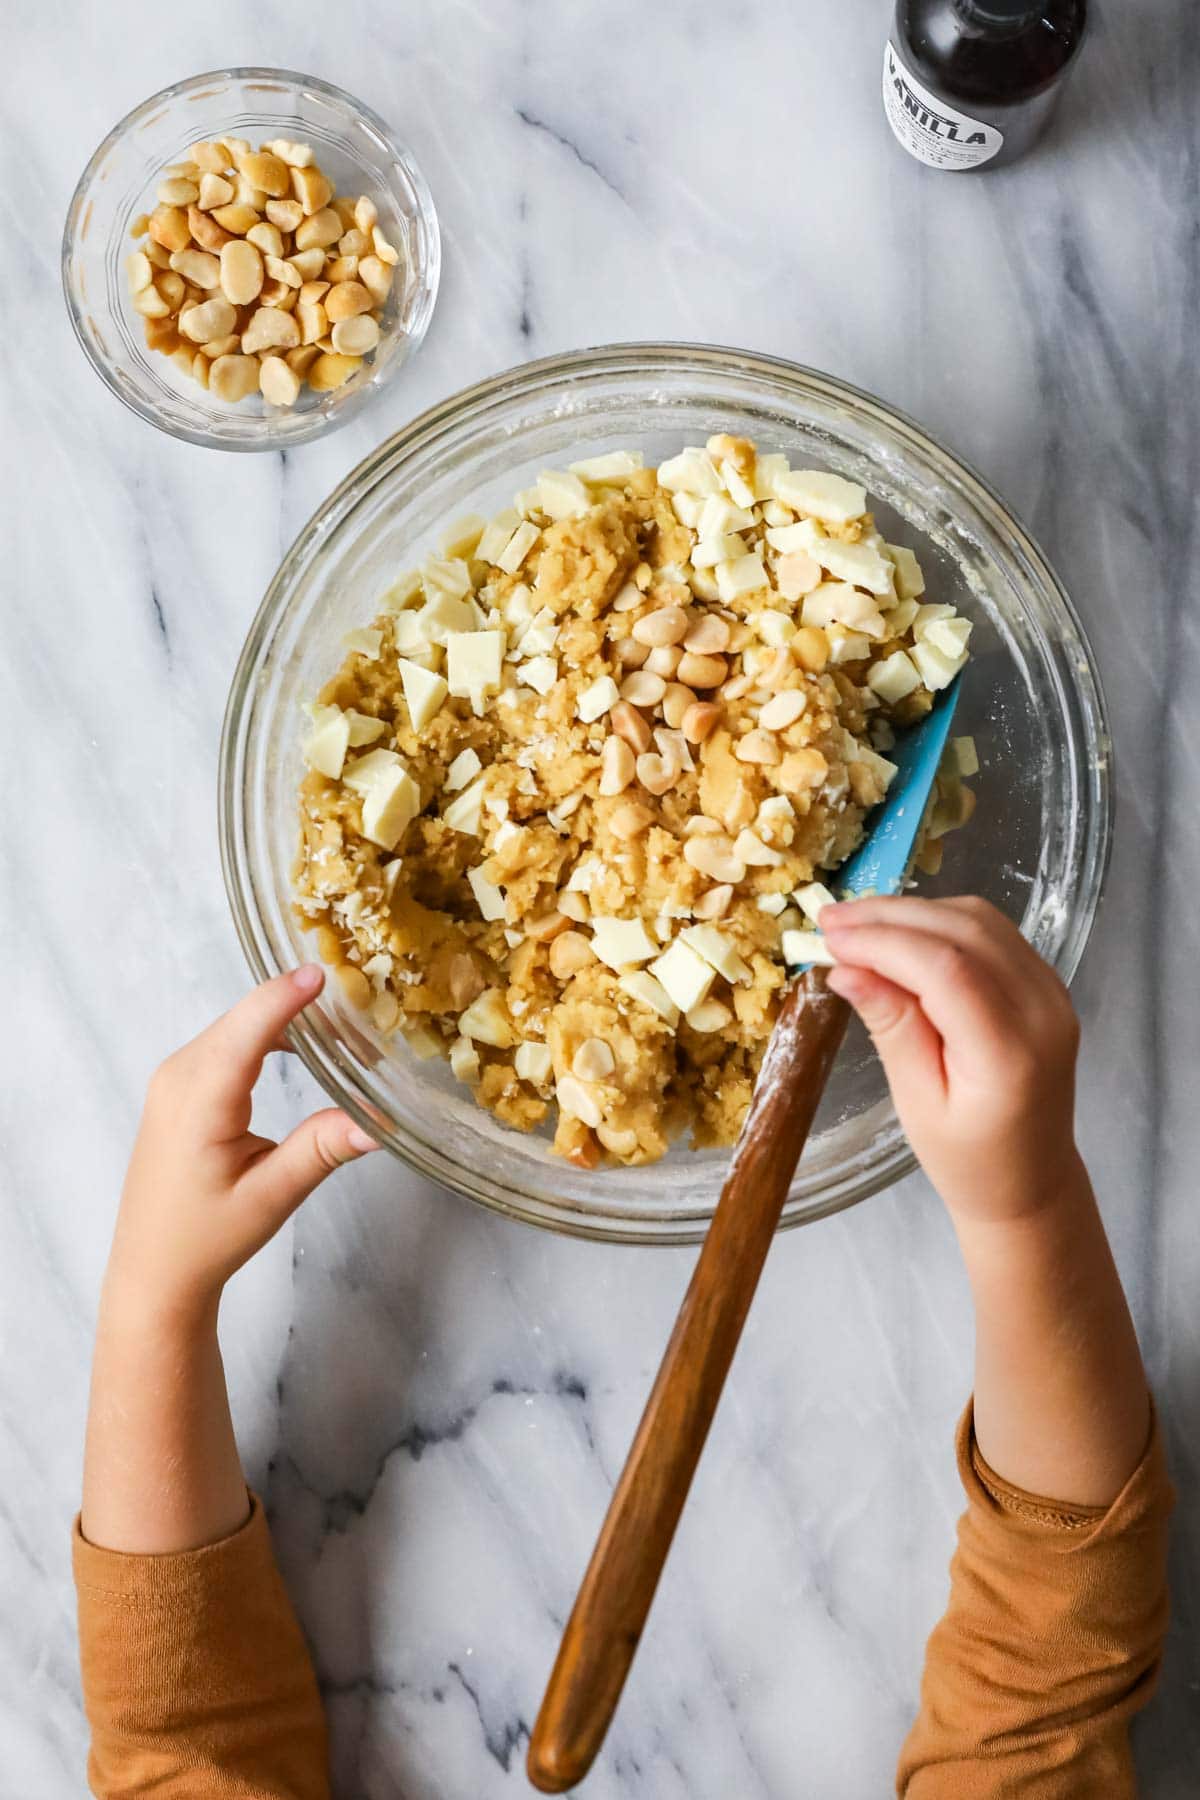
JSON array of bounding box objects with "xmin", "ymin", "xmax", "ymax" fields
[{"xmin": 786, "ymin": 677, "xmax": 962, "ymax": 970}]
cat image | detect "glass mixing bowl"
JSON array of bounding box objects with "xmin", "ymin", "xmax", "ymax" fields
[
  {"xmin": 62, "ymin": 68, "xmax": 439, "ymax": 451},
  {"xmin": 219, "ymin": 345, "xmax": 1111, "ymax": 1243}
]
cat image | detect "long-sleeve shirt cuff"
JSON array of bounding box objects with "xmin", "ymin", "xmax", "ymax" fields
[
  {"xmin": 74, "ymin": 1492, "xmax": 329, "ymax": 1799},
  {"xmin": 897, "ymin": 1400, "xmax": 1173, "ymax": 1798}
]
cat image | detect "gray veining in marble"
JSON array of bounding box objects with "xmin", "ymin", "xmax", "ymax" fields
[{"xmin": 3, "ymin": 1, "xmax": 1198, "ymax": 1794}]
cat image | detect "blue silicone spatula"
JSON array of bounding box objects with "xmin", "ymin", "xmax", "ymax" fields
[
  {"xmin": 787, "ymin": 674, "xmax": 962, "ymax": 967},
  {"xmin": 529, "ymin": 677, "xmax": 963, "ymax": 1794}
]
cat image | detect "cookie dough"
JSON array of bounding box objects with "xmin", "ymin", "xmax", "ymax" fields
[{"xmin": 293, "ymin": 435, "xmax": 975, "ymax": 1167}]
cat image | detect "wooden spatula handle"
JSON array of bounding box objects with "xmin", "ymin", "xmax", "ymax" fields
[{"xmin": 527, "ymin": 973, "xmax": 850, "ymax": 1793}]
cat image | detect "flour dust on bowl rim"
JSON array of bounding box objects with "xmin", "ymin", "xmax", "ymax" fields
[{"xmin": 218, "ymin": 343, "xmax": 1112, "ymax": 1245}]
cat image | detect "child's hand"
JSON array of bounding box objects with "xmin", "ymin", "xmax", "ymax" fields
[
  {"xmin": 822, "ymin": 896, "xmax": 1083, "ymax": 1223},
  {"xmin": 103, "ymin": 966, "xmax": 377, "ymax": 1327}
]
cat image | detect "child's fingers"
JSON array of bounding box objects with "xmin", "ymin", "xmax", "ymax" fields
[
  {"xmin": 825, "ymin": 965, "xmax": 946, "ymax": 1108},
  {"xmin": 177, "ymin": 967, "xmax": 325, "ymax": 1116},
  {"xmin": 235, "ymin": 1107, "xmax": 378, "ymax": 1228},
  {"xmin": 821, "ymin": 920, "xmax": 1013, "ymax": 1072},
  {"xmin": 823, "ymin": 896, "xmax": 1058, "ymax": 1002}
]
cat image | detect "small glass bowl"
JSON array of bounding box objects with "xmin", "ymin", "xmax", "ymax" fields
[
  {"xmin": 220, "ymin": 345, "xmax": 1112, "ymax": 1244},
  {"xmin": 62, "ymin": 68, "xmax": 440, "ymax": 451}
]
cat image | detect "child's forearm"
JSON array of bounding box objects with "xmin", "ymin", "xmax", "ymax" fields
[
  {"xmin": 82, "ymin": 1286, "xmax": 249, "ymax": 1554},
  {"xmin": 954, "ymin": 1154, "xmax": 1150, "ymax": 1508}
]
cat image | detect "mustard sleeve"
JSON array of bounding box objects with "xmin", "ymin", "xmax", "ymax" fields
[
  {"xmin": 74, "ymin": 1492, "xmax": 330, "ymax": 1799},
  {"xmin": 897, "ymin": 1401, "xmax": 1173, "ymax": 1799}
]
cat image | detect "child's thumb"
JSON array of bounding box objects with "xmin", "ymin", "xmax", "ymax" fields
[{"xmin": 239, "ymin": 1108, "xmax": 379, "ymax": 1226}]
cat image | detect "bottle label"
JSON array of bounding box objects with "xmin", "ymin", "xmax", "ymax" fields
[{"xmin": 883, "ymin": 41, "xmax": 1003, "ymax": 170}]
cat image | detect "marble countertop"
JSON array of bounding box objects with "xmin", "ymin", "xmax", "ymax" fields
[{"xmin": 6, "ymin": 2, "xmax": 1198, "ymax": 1794}]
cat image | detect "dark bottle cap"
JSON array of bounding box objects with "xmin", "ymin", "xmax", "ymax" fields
[{"xmin": 957, "ymin": 0, "xmax": 1042, "ymax": 17}]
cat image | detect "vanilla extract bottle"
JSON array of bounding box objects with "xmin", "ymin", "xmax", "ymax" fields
[{"xmin": 884, "ymin": 0, "xmax": 1088, "ymax": 171}]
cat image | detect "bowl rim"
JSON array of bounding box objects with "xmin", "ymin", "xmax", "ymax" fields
[
  {"xmin": 61, "ymin": 64, "xmax": 441, "ymax": 452},
  {"xmin": 219, "ymin": 341, "xmax": 1114, "ymax": 1244}
]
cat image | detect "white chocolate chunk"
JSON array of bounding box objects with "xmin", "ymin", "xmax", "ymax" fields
[
  {"xmin": 363, "ymin": 952, "xmax": 393, "ymax": 991},
  {"xmin": 422, "ymin": 557, "xmax": 472, "ymax": 602},
  {"xmin": 568, "ymin": 450, "xmax": 644, "ymax": 483},
  {"xmin": 496, "ymin": 520, "xmax": 541, "ymax": 575},
  {"xmin": 446, "ymin": 630, "xmax": 506, "ymax": 704},
  {"xmin": 416, "ymin": 591, "xmax": 478, "ymax": 645},
  {"xmin": 887, "ymin": 543, "xmax": 926, "ymax": 600},
  {"xmin": 691, "ymin": 533, "xmax": 748, "ymax": 569},
  {"xmin": 398, "ymin": 657, "xmax": 448, "ymax": 730},
  {"xmin": 767, "ymin": 518, "xmax": 893, "ymax": 595},
  {"xmin": 756, "ymin": 795, "xmax": 796, "ymax": 846},
  {"xmin": 752, "ymin": 611, "xmax": 796, "ymax": 648},
  {"xmin": 576, "ymin": 674, "xmax": 620, "ymax": 723},
  {"xmin": 771, "ymin": 468, "xmax": 867, "ymax": 526},
  {"xmin": 303, "ymin": 706, "xmax": 351, "ymax": 777},
  {"xmin": 518, "ymin": 655, "xmax": 558, "ymax": 694},
  {"xmin": 444, "ymin": 777, "xmax": 487, "ymax": 834},
  {"xmin": 794, "ymin": 881, "xmax": 837, "ymax": 924},
  {"xmin": 867, "ymin": 650, "xmax": 922, "ymax": 703},
  {"xmin": 618, "ymin": 969, "xmax": 681, "ymax": 1028},
  {"xmin": 477, "ymin": 509, "xmax": 522, "ymax": 565},
  {"xmin": 680, "ymin": 924, "xmax": 752, "ymax": 985},
  {"xmin": 827, "ymin": 628, "xmax": 873, "ymax": 664},
  {"xmin": 502, "ymin": 583, "xmax": 537, "ymax": 638},
  {"xmin": 650, "ymin": 940, "xmax": 716, "ymax": 1015},
  {"xmin": 345, "ymin": 709, "xmax": 386, "ymax": 746},
  {"xmin": 381, "ymin": 569, "xmax": 423, "ymax": 610},
  {"xmin": 467, "ymin": 864, "xmax": 506, "ymax": 920},
  {"xmin": 801, "ymin": 581, "xmax": 887, "ymax": 638},
  {"xmin": 718, "ymin": 458, "xmax": 756, "ymax": 509},
  {"xmin": 671, "ymin": 493, "xmax": 706, "ymax": 529},
  {"xmin": 458, "ymin": 987, "xmax": 514, "ymax": 1046},
  {"xmin": 339, "ymin": 745, "xmax": 404, "ymax": 797},
  {"xmin": 515, "ymin": 608, "xmax": 558, "ymax": 658},
  {"xmin": 343, "ymin": 627, "xmax": 383, "ymax": 657},
  {"xmin": 356, "ymin": 758, "xmax": 421, "ymax": 851},
  {"xmin": 445, "ymin": 747, "xmax": 482, "ymax": 792},
  {"xmin": 753, "ymin": 452, "xmax": 789, "ymax": 501},
  {"xmin": 392, "ymin": 614, "xmax": 433, "ymax": 661},
  {"xmin": 591, "ymin": 916, "xmax": 659, "ymax": 971},
  {"xmin": 911, "ymin": 637, "xmax": 965, "ymax": 691},
  {"xmin": 515, "ymin": 1040, "xmax": 553, "ymax": 1083},
  {"xmin": 781, "ymin": 928, "xmax": 837, "ymax": 967},
  {"xmin": 449, "ymin": 1035, "xmax": 481, "ymax": 1085},
  {"xmin": 566, "ymin": 855, "xmax": 601, "ymax": 891},
  {"xmin": 698, "ymin": 494, "xmax": 755, "ymax": 538},
  {"xmin": 912, "ymin": 603, "xmax": 956, "ymax": 638},
  {"xmin": 715, "ymin": 552, "xmax": 769, "ymax": 601},
  {"xmin": 440, "ymin": 513, "xmax": 486, "ymax": 558},
  {"xmin": 656, "ymin": 447, "xmax": 723, "ymax": 495},
  {"xmin": 923, "ymin": 617, "xmax": 973, "ymax": 658},
  {"xmin": 953, "ymin": 735, "xmax": 980, "ymax": 777},
  {"xmin": 536, "ymin": 469, "xmax": 592, "ymax": 519}
]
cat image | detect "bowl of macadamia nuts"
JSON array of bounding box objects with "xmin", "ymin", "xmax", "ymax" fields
[{"xmin": 63, "ymin": 68, "xmax": 440, "ymax": 450}]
